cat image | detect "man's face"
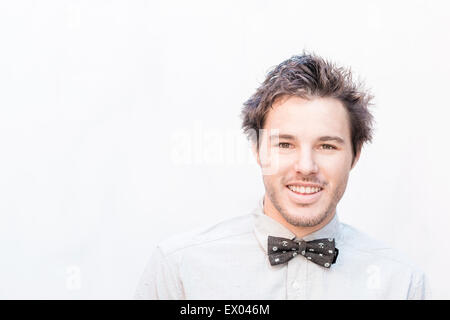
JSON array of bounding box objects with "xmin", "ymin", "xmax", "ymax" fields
[{"xmin": 256, "ymin": 96, "xmax": 359, "ymax": 228}]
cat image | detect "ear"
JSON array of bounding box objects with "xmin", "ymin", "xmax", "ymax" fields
[
  {"xmin": 252, "ymin": 142, "xmax": 261, "ymax": 167},
  {"xmin": 350, "ymin": 146, "xmax": 362, "ymax": 170}
]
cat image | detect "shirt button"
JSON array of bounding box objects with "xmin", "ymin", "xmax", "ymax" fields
[{"xmin": 292, "ymin": 281, "xmax": 300, "ymax": 290}]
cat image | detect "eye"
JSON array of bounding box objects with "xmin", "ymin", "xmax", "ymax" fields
[
  {"xmin": 320, "ymin": 144, "xmax": 337, "ymax": 150},
  {"xmin": 278, "ymin": 142, "xmax": 293, "ymax": 149}
]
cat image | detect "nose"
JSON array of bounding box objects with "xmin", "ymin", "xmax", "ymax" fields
[{"xmin": 293, "ymin": 148, "xmax": 319, "ymax": 175}]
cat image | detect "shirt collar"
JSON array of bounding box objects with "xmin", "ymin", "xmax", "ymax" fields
[{"xmin": 252, "ymin": 195, "xmax": 342, "ymax": 254}]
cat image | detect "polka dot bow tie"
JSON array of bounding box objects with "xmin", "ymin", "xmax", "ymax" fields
[{"xmin": 268, "ymin": 236, "xmax": 339, "ymax": 268}]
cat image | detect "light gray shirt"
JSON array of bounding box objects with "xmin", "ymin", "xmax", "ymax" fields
[{"xmin": 135, "ymin": 198, "xmax": 430, "ymax": 299}]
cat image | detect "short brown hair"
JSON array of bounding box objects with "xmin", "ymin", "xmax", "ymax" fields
[{"xmin": 241, "ymin": 52, "xmax": 374, "ymax": 161}]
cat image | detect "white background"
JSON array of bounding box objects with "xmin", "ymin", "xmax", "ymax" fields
[{"xmin": 0, "ymin": 0, "xmax": 449, "ymax": 299}]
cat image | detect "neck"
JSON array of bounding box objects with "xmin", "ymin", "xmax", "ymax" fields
[{"xmin": 263, "ymin": 193, "xmax": 336, "ymax": 238}]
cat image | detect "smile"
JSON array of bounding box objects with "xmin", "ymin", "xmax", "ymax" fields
[
  {"xmin": 287, "ymin": 185, "xmax": 322, "ymax": 194},
  {"xmin": 286, "ymin": 184, "xmax": 324, "ymax": 204}
]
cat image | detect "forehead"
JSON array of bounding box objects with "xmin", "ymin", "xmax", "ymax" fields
[{"xmin": 264, "ymin": 96, "xmax": 351, "ymax": 140}]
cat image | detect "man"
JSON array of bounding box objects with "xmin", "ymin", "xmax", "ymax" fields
[{"xmin": 135, "ymin": 53, "xmax": 430, "ymax": 299}]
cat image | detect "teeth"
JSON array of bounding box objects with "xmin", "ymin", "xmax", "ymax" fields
[{"xmin": 288, "ymin": 185, "xmax": 322, "ymax": 194}]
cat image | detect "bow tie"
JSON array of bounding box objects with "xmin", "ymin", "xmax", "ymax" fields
[{"xmin": 268, "ymin": 236, "xmax": 339, "ymax": 268}]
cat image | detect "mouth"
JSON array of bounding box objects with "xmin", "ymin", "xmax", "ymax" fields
[{"xmin": 286, "ymin": 184, "xmax": 324, "ymax": 205}]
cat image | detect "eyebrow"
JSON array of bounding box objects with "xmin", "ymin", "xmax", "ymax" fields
[
  {"xmin": 269, "ymin": 134, "xmax": 345, "ymax": 145},
  {"xmin": 318, "ymin": 136, "xmax": 345, "ymax": 145},
  {"xmin": 269, "ymin": 134, "xmax": 297, "ymax": 141}
]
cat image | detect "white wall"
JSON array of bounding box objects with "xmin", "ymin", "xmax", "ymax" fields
[{"xmin": 0, "ymin": 0, "xmax": 449, "ymax": 299}]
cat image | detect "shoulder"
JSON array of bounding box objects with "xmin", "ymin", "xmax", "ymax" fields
[
  {"xmin": 339, "ymin": 222, "xmax": 424, "ymax": 273},
  {"xmin": 156, "ymin": 213, "xmax": 255, "ymax": 257}
]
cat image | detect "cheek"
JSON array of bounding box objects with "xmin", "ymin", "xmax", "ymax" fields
[
  {"xmin": 258, "ymin": 152, "xmax": 292, "ymax": 175},
  {"xmin": 269, "ymin": 152, "xmax": 352, "ymax": 180},
  {"xmin": 274, "ymin": 157, "xmax": 299, "ymax": 178},
  {"xmin": 277, "ymin": 156, "xmax": 295, "ymax": 168},
  {"xmin": 317, "ymin": 157, "xmax": 350, "ymax": 181}
]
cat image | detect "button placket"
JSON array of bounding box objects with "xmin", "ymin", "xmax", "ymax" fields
[{"xmin": 286, "ymin": 252, "xmax": 306, "ymax": 300}]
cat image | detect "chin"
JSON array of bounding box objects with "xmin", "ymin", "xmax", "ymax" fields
[{"xmin": 283, "ymin": 202, "xmax": 330, "ymax": 226}]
